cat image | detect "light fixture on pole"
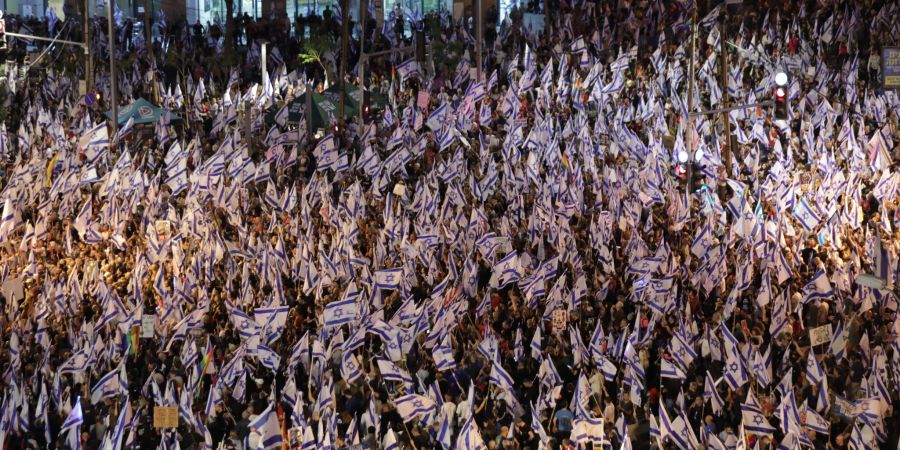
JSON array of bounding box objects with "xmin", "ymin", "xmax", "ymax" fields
[{"xmin": 774, "ymin": 70, "xmax": 788, "ymax": 87}]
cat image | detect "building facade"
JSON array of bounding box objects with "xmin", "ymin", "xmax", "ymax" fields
[{"xmin": 2, "ymin": 0, "xmax": 508, "ymax": 33}]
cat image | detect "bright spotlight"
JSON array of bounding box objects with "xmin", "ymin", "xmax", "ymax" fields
[
  {"xmin": 677, "ymin": 150, "xmax": 689, "ymax": 163},
  {"xmin": 774, "ymin": 71, "xmax": 788, "ymax": 87}
]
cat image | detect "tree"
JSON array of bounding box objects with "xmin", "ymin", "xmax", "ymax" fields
[{"xmin": 298, "ymin": 34, "xmax": 335, "ymax": 86}]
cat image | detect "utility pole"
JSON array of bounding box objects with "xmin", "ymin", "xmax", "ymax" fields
[
  {"xmin": 719, "ymin": 13, "xmax": 732, "ymax": 175},
  {"xmin": 244, "ymin": 99, "xmax": 252, "ymax": 151},
  {"xmin": 358, "ymin": 53, "xmax": 366, "ymax": 126},
  {"xmin": 305, "ymin": 81, "xmax": 313, "ymax": 137},
  {"xmin": 337, "ymin": 0, "xmax": 349, "ymax": 128},
  {"xmin": 358, "ymin": 0, "xmax": 368, "ymax": 127},
  {"xmin": 84, "ymin": 0, "xmax": 93, "ymax": 92},
  {"xmin": 261, "ymin": 41, "xmax": 268, "ymax": 88},
  {"xmin": 144, "ymin": 0, "xmax": 159, "ymax": 104},
  {"xmin": 475, "ymin": 0, "xmax": 483, "ymax": 81},
  {"xmin": 107, "ymin": 0, "xmax": 118, "ymax": 138},
  {"xmin": 685, "ymin": 6, "xmax": 697, "ymax": 200}
]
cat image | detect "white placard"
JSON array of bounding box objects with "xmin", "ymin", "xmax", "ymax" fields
[
  {"xmin": 1, "ymin": 277, "xmax": 24, "ymax": 302},
  {"xmin": 141, "ymin": 315, "xmax": 156, "ymax": 338},
  {"xmin": 809, "ymin": 324, "xmax": 833, "ymax": 347},
  {"xmin": 551, "ymin": 309, "xmax": 568, "ymax": 334},
  {"xmin": 155, "ymin": 220, "xmax": 171, "ymax": 242}
]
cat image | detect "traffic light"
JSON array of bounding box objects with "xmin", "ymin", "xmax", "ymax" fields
[
  {"xmin": 362, "ymin": 90, "xmax": 372, "ymax": 117},
  {"xmin": 773, "ymin": 85, "xmax": 788, "ymax": 120},
  {"xmin": 688, "ymin": 163, "xmax": 702, "ymax": 192},
  {"xmin": 773, "ymin": 70, "xmax": 789, "ymax": 121}
]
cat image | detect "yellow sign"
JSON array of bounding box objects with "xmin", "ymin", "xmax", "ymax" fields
[
  {"xmin": 153, "ymin": 406, "xmax": 179, "ymax": 428},
  {"xmin": 883, "ymin": 47, "xmax": 900, "ymax": 90}
]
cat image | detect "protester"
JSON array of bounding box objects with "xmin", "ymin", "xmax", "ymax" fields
[{"xmin": 0, "ymin": 0, "xmax": 899, "ymax": 450}]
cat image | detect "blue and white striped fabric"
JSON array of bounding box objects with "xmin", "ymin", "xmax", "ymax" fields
[
  {"xmin": 396, "ymin": 58, "xmax": 420, "ymax": 82},
  {"xmin": 801, "ymin": 270, "xmax": 833, "ymax": 304},
  {"xmin": 660, "ymin": 358, "xmax": 686, "ymax": 380},
  {"xmin": 322, "ymin": 298, "xmax": 357, "ymax": 328},
  {"xmin": 529, "ymin": 326, "xmax": 542, "ymax": 360},
  {"xmin": 60, "ymin": 396, "xmax": 84, "ymax": 432},
  {"xmin": 377, "ymin": 357, "xmax": 412, "ymax": 384},
  {"xmin": 658, "ymin": 405, "xmax": 699, "ymax": 450},
  {"xmin": 79, "ymin": 123, "xmax": 110, "ymax": 164},
  {"xmin": 383, "ymin": 429, "xmax": 399, "ymax": 450},
  {"xmin": 740, "ymin": 391, "xmax": 776, "ymax": 436},
  {"xmin": 393, "ymin": 394, "xmax": 436, "ymax": 422},
  {"xmin": 248, "ymin": 403, "xmax": 284, "ymax": 450},
  {"xmin": 488, "ymin": 361, "xmax": 515, "ymax": 393},
  {"xmin": 256, "ymin": 345, "xmax": 281, "ymax": 373},
  {"xmin": 374, "ymin": 268, "xmax": 404, "ymax": 290},
  {"xmin": 492, "ymin": 252, "xmax": 521, "ymax": 288},
  {"xmin": 792, "ymin": 198, "xmax": 823, "ymax": 232},
  {"xmin": 805, "ymin": 351, "xmax": 826, "ymax": 386},
  {"xmin": 340, "ymin": 351, "xmax": 361, "ymax": 383},
  {"xmin": 433, "ymin": 333, "xmax": 456, "ymax": 372},
  {"xmin": 90, "ymin": 369, "xmax": 120, "ymax": 404}
]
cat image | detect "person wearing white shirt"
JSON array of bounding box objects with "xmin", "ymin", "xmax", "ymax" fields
[
  {"xmin": 441, "ymin": 399, "xmax": 457, "ymax": 435},
  {"xmin": 455, "ymin": 397, "xmax": 472, "ymax": 424}
]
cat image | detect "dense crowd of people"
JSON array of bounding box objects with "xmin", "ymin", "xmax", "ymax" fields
[{"xmin": 1, "ymin": 0, "xmax": 899, "ymax": 449}]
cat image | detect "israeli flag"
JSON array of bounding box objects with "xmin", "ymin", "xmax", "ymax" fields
[
  {"xmin": 396, "ymin": 58, "xmax": 420, "ymax": 82},
  {"xmin": 322, "ymin": 298, "xmax": 358, "ymax": 328},
  {"xmin": 792, "ymin": 198, "xmax": 822, "ymax": 232},
  {"xmin": 433, "ymin": 334, "xmax": 457, "ymax": 372},
  {"xmin": 90, "ymin": 370, "xmax": 120, "ymax": 404},
  {"xmin": 374, "ymin": 268, "xmax": 403, "ymax": 290},
  {"xmin": 393, "ymin": 394, "xmax": 436, "ymax": 422},
  {"xmin": 256, "ymin": 345, "xmax": 281, "ymax": 372},
  {"xmin": 60, "ymin": 397, "xmax": 84, "ymax": 432},
  {"xmin": 340, "ymin": 351, "xmax": 362, "ymax": 383},
  {"xmin": 274, "ymin": 103, "xmax": 290, "ymax": 127},
  {"xmin": 376, "ymin": 357, "xmax": 412, "ymax": 384},
  {"xmin": 248, "ymin": 403, "xmax": 284, "ymax": 450}
]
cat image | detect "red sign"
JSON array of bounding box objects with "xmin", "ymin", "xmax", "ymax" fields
[{"xmin": 417, "ymin": 91, "xmax": 429, "ymax": 110}]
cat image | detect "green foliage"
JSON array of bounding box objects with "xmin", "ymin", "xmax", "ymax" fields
[
  {"xmin": 298, "ymin": 35, "xmax": 335, "ymax": 84},
  {"xmin": 298, "ymin": 35, "xmax": 333, "ymax": 66}
]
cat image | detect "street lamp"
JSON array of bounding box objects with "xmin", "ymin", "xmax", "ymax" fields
[{"xmin": 774, "ymin": 70, "xmax": 788, "ymax": 87}]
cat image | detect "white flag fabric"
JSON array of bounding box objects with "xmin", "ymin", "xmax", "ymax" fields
[
  {"xmin": 374, "ymin": 268, "xmax": 404, "ymax": 290},
  {"xmin": 393, "ymin": 394, "xmax": 436, "ymax": 422},
  {"xmin": 248, "ymin": 403, "xmax": 284, "ymax": 450},
  {"xmin": 322, "ymin": 298, "xmax": 357, "ymax": 328},
  {"xmin": 90, "ymin": 370, "xmax": 120, "ymax": 404}
]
